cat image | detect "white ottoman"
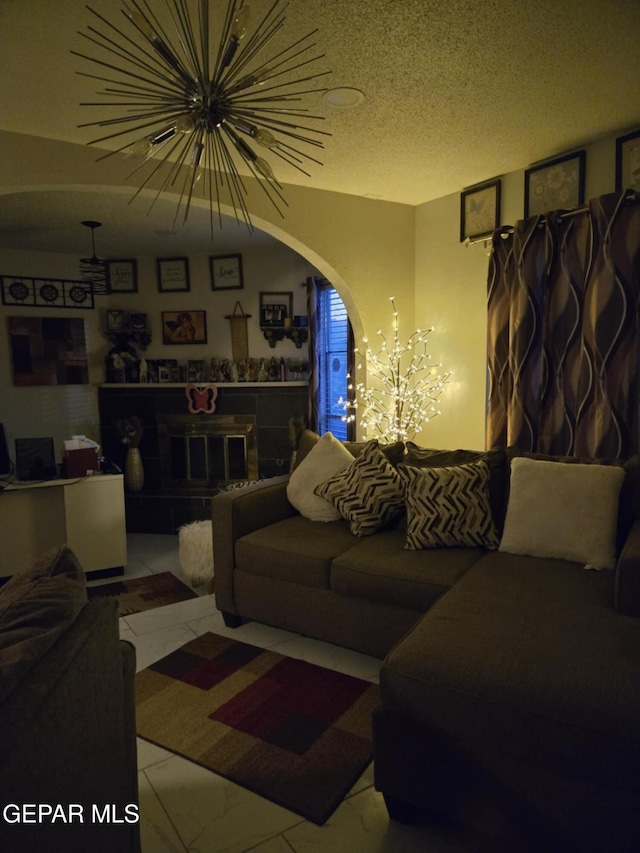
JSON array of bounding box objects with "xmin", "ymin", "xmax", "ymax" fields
[{"xmin": 178, "ymin": 520, "xmax": 214, "ymax": 586}]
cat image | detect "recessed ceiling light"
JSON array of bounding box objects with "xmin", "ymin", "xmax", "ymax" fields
[{"xmin": 323, "ymin": 87, "xmax": 365, "ymax": 108}]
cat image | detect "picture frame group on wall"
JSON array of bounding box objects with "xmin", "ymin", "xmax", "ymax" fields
[
  {"xmin": 106, "ymin": 259, "xmax": 138, "ymax": 294},
  {"xmin": 615, "ymin": 129, "xmax": 640, "ymax": 192},
  {"xmin": 210, "ymin": 254, "xmax": 244, "ymax": 291},
  {"xmin": 161, "ymin": 310, "xmax": 207, "ymax": 345},
  {"xmin": 524, "ymin": 150, "xmax": 586, "ymax": 217},
  {"xmin": 157, "ymin": 257, "xmax": 190, "ymax": 293},
  {"xmin": 460, "ymin": 179, "xmax": 501, "ymax": 242}
]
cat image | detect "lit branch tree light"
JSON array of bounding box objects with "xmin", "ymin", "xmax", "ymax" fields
[{"xmin": 339, "ymin": 297, "xmax": 452, "ymax": 442}]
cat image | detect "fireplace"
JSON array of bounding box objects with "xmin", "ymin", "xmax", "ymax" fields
[{"xmin": 158, "ymin": 414, "xmax": 258, "ymax": 492}]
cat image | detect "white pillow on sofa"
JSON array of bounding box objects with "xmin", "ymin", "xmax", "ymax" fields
[
  {"xmin": 499, "ymin": 456, "xmax": 625, "ymax": 569},
  {"xmin": 286, "ymin": 431, "xmax": 354, "ymax": 521}
]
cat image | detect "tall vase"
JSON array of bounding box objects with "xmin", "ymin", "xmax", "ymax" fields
[{"xmin": 125, "ymin": 446, "xmax": 144, "ymax": 492}]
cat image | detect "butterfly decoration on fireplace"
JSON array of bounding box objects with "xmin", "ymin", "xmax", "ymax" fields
[{"xmin": 185, "ymin": 383, "xmax": 218, "ymax": 415}]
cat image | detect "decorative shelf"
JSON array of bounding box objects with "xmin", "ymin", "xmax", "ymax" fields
[{"xmin": 261, "ymin": 326, "xmax": 308, "ymax": 348}]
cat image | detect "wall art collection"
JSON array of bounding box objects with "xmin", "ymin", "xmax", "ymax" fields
[{"xmin": 460, "ymin": 127, "xmax": 640, "ymax": 242}]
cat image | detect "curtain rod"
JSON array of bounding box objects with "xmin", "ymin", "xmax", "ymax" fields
[{"xmin": 464, "ymin": 189, "xmax": 639, "ymax": 246}]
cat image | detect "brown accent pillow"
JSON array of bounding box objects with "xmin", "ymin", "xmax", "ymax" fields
[
  {"xmin": 291, "ymin": 429, "xmax": 320, "ymax": 470},
  {"xmin": 344, "ymin": 440, "xmax": 405, "ymax": 467},
  {"xmin": 0, "ymin": 546, "xmax": 88, "ymax": 704},
  {"xmin": 405, "ymin": 443, "xmax": 508, "ymax": 535}
]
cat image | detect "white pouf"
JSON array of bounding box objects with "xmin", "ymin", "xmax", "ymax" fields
[{"xmin": 178, "ymin": 520, "xmax": 214, "ymax": 586}]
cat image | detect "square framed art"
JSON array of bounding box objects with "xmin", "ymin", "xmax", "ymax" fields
[
  {"xmin": 157, "ymin": 257, "xmax": 190, "ymax": 293},
  {"xmin": 460, "ymin": 179, "xmax": 501, "ymax": 242},
  {"xmin": 210, "ymin": 254, "xmax": 244, "ymax": 290},
  {"xmin": 525, "ymin": 150, "xmax": 585, "ymax": 217},
  {"xmin": 615, "ymin": 129, "xmax": 640, "ymax": 192},
  {"xmin": 106, "ymin": 259, "xmax": 137, "ymax": 293},
  {"xmin": 162, "ymin": 310, "xmax": 207, "ymax": 345}
]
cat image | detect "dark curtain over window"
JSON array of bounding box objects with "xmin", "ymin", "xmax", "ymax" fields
[{"xmin": 487, "ymin": 190, "xmax": 640, "ymax": 458}]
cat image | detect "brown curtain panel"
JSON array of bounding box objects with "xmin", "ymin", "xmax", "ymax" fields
[
  {"xmin": 306, "ymin": 276, "xmax": 321, "ymax": 432},
  {"xmin": 486, "ymin": 190, "xmax": 640, "ymax": 458}
]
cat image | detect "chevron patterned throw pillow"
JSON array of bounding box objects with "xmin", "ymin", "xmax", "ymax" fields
[
  {"xmin": 314, "ymin": 440, "xmax": 405, "ymax": 537},
  {"xmin": 398, "ymin": 460, "xmax": 499, "ymax": 550}
]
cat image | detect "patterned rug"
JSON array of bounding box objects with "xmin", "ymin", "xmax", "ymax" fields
[
  {"xmin": 88, "ymin": 571, "xmax": 197, "ymax": 616},
  {"xmin": 135, "ymin": 632, "xmax": 380, "ymax": 825}
]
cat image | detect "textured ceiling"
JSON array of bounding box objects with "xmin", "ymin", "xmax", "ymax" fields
[{"xmin": 1, "ymin": 0, "xmax": 639, "ymax": 253}]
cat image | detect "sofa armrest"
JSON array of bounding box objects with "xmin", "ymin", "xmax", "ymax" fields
[
  {"xmin": 212, "ymin": 476, "xmax": 296, "ymax": 613},
  {"xmin": 615, "ymin": 518, "xmax": 640, "ymax": 616}
]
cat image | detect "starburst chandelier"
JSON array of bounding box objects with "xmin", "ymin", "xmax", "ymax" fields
[{"xmin": 74, "ymin": 0, "xmax": 331, "ymax": 235}]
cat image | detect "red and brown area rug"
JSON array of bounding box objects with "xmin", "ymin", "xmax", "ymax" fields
[
  {"xmin": 135, "ymin": 632, "xmax": 380, "ymax": 825},
  {"xmin": 88, "ymin": 571, "xmax": 197, "ymax": 616}
]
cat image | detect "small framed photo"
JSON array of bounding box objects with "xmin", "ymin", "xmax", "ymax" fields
[
  {"xmin": 106, "ymin": 259, "xmax": 138, "ymax": 294},
  {"xmin": 129, "ymin": 312, "xmax": 148, "ymax": 332},
  {"xmin": 157, "ymin": 364, "xmax": 170, "ymax": 383},
  {"xmin": 106, "ymin": 309, "xmax": 128, "ymax": 331},
  {"xmin": 210, "ymin": 254, "xmax": 244, "ymax": 291},
  {"xmin": 188, "ymin": 359, "xmax": 205, "ymax": 382},
  {"xmin": 157, "ymin": 257, "xmax": 190, "ymax": 293},
  {"xmin": 162, "ymin": 310, "xmax": 207, "ymax": 345},
  {"xmin": 460, "ymin": 179, "xmax": 501, "ymax": 242},
  {"xmin": 260, "ymin": 291, "xmax": 293, "ymax": 326},
  {"xmin": 525, "ymin": 150, "xmax": 585, "ymax": 217},
  {"xmin": 615, "ymin": 129, "xmax": 640, "ymax": 192}
]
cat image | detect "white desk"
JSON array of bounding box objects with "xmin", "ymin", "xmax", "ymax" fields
[{"xmin": 0, "ymin": 474, "xmax": 127, "ymax": 577}]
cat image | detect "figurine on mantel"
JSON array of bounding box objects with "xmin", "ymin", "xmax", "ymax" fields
[
  {"xmin": 258, "ymin": 358, "xmax": 269, "ymax": 382},
  {"xmin": 138, "ymin": 357, "xmax": 148, "ymax": 383}
]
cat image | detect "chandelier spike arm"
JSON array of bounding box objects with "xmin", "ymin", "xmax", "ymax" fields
[
  {"xmin": 85, "ymin": 4, "xmax": 181, "ymax": 79},
  {"xmin": 212, "ymin": 131, "xmax": 256, "ymax": 232},
  {"xmin": 72, "ymin": 49, "xmax": 187, "ymax": 105},
  {"xmin": 164, "ymin": 0, "xmax": 203, "ymax": 83},
  {"xmin": 122, "ymin": 1, "xmax": 194, "ymax": 86},
  {"xmin": 228, "ymin": 29, "xmax": 322, "ymax": 92},
  {"xmin": 80, "ymin": 25, "xmax": 173, "ymax": 84},
  {"xmin": 218, "ymin": 9, "xmax": 285, "ymax": 89}
]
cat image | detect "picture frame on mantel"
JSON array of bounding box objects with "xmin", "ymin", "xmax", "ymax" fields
[
  {"xmin": 157, "ymin": 257, "xmax": 190, "ymax": 293},
  {"xmin": 210, "ymin": 254, "xmax": 244, "ymax": 291},
  {"xmin": 615, "ymin": 128, "xmax": 640, "ymax": 192},
  {"xmin": 524, "ymin": 150, "xmax": 585, "ymax": 217},
  {"xmin": 460, "ymin": 179, "xmax": 501, "ymax": 242},
  {"xmin": 106, "ymin": 259, "xmax": 138, "ymax": 294}
]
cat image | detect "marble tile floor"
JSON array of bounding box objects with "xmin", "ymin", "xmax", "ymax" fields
[{"xmin": 88, "ymin": 533, "xmax": 479, "ymax": 853}]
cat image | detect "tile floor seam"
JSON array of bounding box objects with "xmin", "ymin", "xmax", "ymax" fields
[{"xmin": 142, "ymin": 767, "xmax": 189, "ymax": 853}]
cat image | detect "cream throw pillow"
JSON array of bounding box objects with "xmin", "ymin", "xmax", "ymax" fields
[
  {"xmin": 286, "ymin": 431, "xmax": 354, "ymax": 521},
  {"xmin": 499, "ymin": 457, "xmax": 625, "ymax": 569}
]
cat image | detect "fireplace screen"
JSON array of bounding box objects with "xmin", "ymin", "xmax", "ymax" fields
[{"xmin": 159, "ymin": 414, "xmax": 257, "ymax": 491}]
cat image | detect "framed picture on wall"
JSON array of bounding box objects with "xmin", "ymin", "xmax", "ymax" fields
[
  {"xmin": 524, "ymin": 150, "xmax": 585, "ymax": 217},
  {"xmin": 106, "ymin": 259, "xmax": 138, "ymax": 293},
  {"xmin": 157, "ymin": 257, "xmax": 190, "ymax": 292},
  {"xmin": 210, "ymin": 254, "xmax": 244, "ymax": 290},
  {"xmin": 615, "ymin": 129, "xmax": 640, "ymax": 192},
  {"xmin": 259, "ymin": 291, "xmax": 293, "ymax": 326},
  {"xmin": 162, "ymin": 310, "xmax": 207, "ymax": 345},
  {"xmin": 460, "ymin": 179, "xmax": 501, "ymax": 242}
]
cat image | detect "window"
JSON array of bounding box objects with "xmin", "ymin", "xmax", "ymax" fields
[{"xmin": 316, "ymin": 286, "xmax": 352, "ymax": 439}]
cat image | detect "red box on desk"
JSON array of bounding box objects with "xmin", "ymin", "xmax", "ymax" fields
[{"xmin": 62, "ymin": 448, "xmax": 99, "ymax": 478}]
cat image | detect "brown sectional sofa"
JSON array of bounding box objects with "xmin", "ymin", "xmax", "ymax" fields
[{"xmin": 211, "ymin": 437, "xmax": 640, "ymax": 851}]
